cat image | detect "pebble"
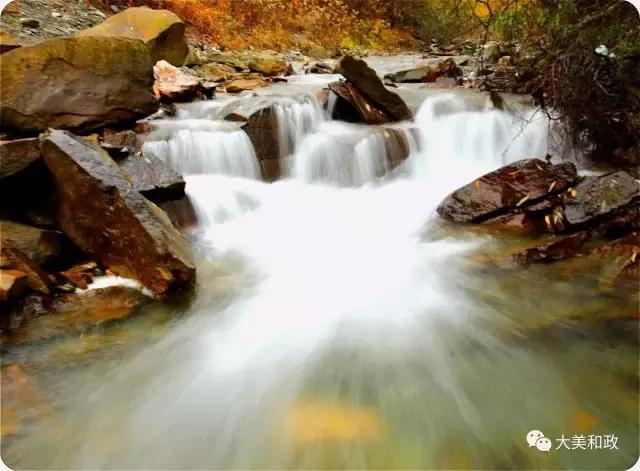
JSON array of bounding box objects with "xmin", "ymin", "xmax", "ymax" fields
[{"xmin": 20, "ymin": 17, "xmax": 40, "ymax": 28}]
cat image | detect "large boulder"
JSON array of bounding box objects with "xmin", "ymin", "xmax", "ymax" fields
[
  {"xmin": 77, "ymin": 7, "xmax": 188, "ymax": 66},
  {"xmin": 225, "ymin": 78, "xmax": 268, "ymax": 94},
  {"xmin": 384, "ymin": 58, "xmax": 462, "ymax": 84},
  {"xmin": 437, "ymin": 159, "xmax": 578, "ymax": 223},
  {"xmin": 334, "ymin": 55, "xmax": 412, "ymax": 122},
  {"xmin": 562, "ymin": 171, "xmax": 639, "ymax": 227},
  {"xmin": 118, "ymin": 150, "xmax": 186, "ymax": 203},
  {"xmin": 328, "ymin": 81, "xmax": 391, "ymax": 124},
  {"xmin": 248, "ymin": 54, "xmax": 289, "ymax": 77},
  {"xmin": 153, "ymin": 60, "xmax": 203, "ymax": 103},
  {"xmin": 0, "ymin": 36, "xmax": 158, "ymax": 132},
  {"xmin": 40, "ymin": 130, "xmax": 195, "ymax": 295},
  {"xmin": 0, "ymin": 138, "xmax": 41, "ymax": 180}
]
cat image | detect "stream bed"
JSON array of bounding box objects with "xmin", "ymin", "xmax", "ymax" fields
[{"xmin": 1, "ymin": 57, "xmax": 638, "ymax": 470}]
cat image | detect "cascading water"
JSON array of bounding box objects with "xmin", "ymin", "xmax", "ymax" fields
[{"xmin": 4, "ymin": 67, "xmax": 637, "ymax": 471}]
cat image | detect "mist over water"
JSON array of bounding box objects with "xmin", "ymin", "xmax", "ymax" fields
[{"xmin": 3, "ymin": 67, "xmax": 637, "ymax": 470}]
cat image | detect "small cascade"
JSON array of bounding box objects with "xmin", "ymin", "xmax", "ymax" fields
[
  {"xmin": 274, "ymin": 94, "xmax": 326, "ymax": 157},
  {"xmin": 143, "ymin": 119, "xmax": 260, "ymax": 178},
  {"xmin": 288, "ymin": 122, "xmax": 418, "ymax": 187}
]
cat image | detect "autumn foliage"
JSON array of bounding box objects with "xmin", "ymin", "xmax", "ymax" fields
[{"xmin": 129, "ymin": 0, "xmax": 419, "ymax": 51}]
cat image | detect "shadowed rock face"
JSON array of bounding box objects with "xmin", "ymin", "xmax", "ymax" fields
[
  {"xmin": 40, "ymin": 130, "xmax": 195, "ymax": 295},
  {"xmin": 0, "ymin": 138, "xmax": 41, "ymax": 180},
  {"xmin": 563, "ymin": 171, "xmax": 640, "ymax": 227},
  {"xmin": 77, "ymin": 7, "xmax": 189, "ymax": 66},
  {"xmin": 334, "ymin": 55, "xmax": 412, "ymax": 122},
  {"xmin": 328, "ymin": 81, "xmax": 391, "ymax": 124},
  {"xmin": 0, "ymin": 36, "xmax": 158, "ymax": 132},
  {"xmin": 437, "ymin": 159, "xmax": 578, "ymax": 223}
]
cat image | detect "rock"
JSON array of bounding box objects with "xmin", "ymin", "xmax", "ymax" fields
[
  {"xmin": 513, "ymin": 232, "xmax": 590, "ymax": 264},
  {"xmin": 328, "ymin": 81, "xmax": 391, "ymax": 124},
  {"xmin": 194, "ymin": 62, "xmax": 236, "ymax": 82},
  {"xmin": 59, "ymin": 261, "xmax": 98, "ymax": 289},
  {"xmin": 497, "ymin": 55, "xmax": 513, "ymax": 67},
  {"xmin": 223, "ymin": 98, "xmax": 280, "ymax": 161},
  {"xmin": 159, "ymin": 196, "xmax": 198, "ymax": 231},
  {"xmin": 1, "ymin": 248, "xmax": 53, "ymax": 295},
  {"xmin": 334, "ymin": 55, "xmax": 412, "ymax": 122},
  {"xmin": 0, "ymin": 138, "xmax": 41, "ymax": 180},
  {"xmin": 225, "ymin": 78, "xmax": 268, "ymax": 93},
  {"xmin": 6, "ymin": 286, "xmax": 150, "ymax": 344},
  {"xmin": 437, "ymin": 159, "xmax": 579, "ymax": 223},
  {"xmin": 305, "ymin": 61, "xmax": 334, "ymax": 74},
  {"xmin": 248, "ymin": 54, "xmax": 288, "ymax": 76},
  {"xmin": 0, "ymin": 31, "xmax": 21, "ymax": 54},
  {"xmin": 0, "ymin": 269, "xmax": 28, "ymax": 301},
  {"xmin": 303, "ymin": 43, "xmax": 331, "ymax": 59},
  {"xmin": 0, "ymin": 220, "xmax": 68, "ymax": 266},
  {"xmin": 19, "ymin": 18, "xmax": 40, "ymax": 28},
  {"xmin": 384, "ymin": 58, "xmax": 462, "ymax": 83},
  {"xmin": 77, "ymin": 7, "xmax": 188, "ymax": 66},
  {"xmin": 563, "ymin": 171, "xmax": 640, "ymax": 227},
  {"xmin": 153, "ymin": 60, "xmax": 203, "ymax": 103},
  {"xmin": 481, "ymin": 212, "xmax": 540, "ymax": 236},
  {"xmin": 118, "ymin": 150, "xmax": 186, "ymax": 203},
  {"xmin": 201, "ymin": 52, "xmax": 250, "ymax": 71},
  {"xmin": 101, "ymin": 129, "xmax": 142, "ymax": 155},
  {"xmin": 0, "ymin": 36, "xmax": 158, "ymax": 132},
  {"xmin": 40, "ymin": 130, "xmax": 195, "ymax": 295}
]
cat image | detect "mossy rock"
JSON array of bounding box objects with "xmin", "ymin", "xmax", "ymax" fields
[
  {"xmin": 0, "ymin": 36, "xmax": 158, "ymax": 132},
  {"xmin": 78, "ymin": 7, "xmax": 188, "ymax": 66}
]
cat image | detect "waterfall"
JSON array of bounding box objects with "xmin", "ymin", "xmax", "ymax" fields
[
  {"xmin": 143, "ymin": 119, "xmax": 260, "ymax": 178},
  {"xmin": 274, "ymin": 94, "xmax": 326, "ymax": 158}
]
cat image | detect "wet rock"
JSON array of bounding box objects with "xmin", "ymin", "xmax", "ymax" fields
[
  {"xmin": 194, "ymin": 62, "xmax": 236, "ymax": 82},
  {"xmin": 481, "ymin": 212, "xmax": 540, "ymax": 236},
  {"xmin": 1, "ymin": 248, "xmax": 53, "ymax": 295},
  {"xmin": 384, "ymin": 58, "xmax": 462, "ymax": 83},
  {"xmin": 563, "ymin": 171, "xmax": 640, "ymax": 227},
  {"xmin": 59, "ymin": 261, "xmax": 97, "ymax": 289},
  {"xmin": 437, "ymin": 159, "xmax": 579, "ymax": 223},
  {"xmin": 6, "ymin": 286, "xmax": 151, "ymax": 344},
  {"xmin": 334, "ymin": 55, "xmax": 412, "ymax": 122},
  {"xmin": 224, "ymin": 99, "xmax": 280, "ymax": 161},
  {"xmin": 0, "ymin": 269, "xmax": 28, "ymax": 301},
  {"xmin": 260, "ymin": 159, "xmax": 283, "ymax": 182},
  {"xmin": 382, "ymin": 128, "xmax": 416, "ymax": 169},
  {"xmin": 513, "ymin": 232, "xmax": 590, "ymax": 264},
  {"xmin": 153, "ymin": 60, "xmax": 203, "ymax": 103},
  {"xmin": 77, "ymin": 7, "xmax": 188, "ymax": 66},
  {"xmin": 225, "ymin": 78, "xmax": 269, "ymax": 93},
  {"xmin": 100, "ymin": 129, "xmax": 142, "ymax": 155},
  {"xmin": 159, "ymin": 196, "xmax": 198, "ymax": 231},
  {"xmin": 0, "ymin": 31, "xmax": 21, "ymax": 54},
  {"xmin": 0, "ymin": 138, "xmax": 41, "ymax": 180},
  {"xmin": 248, "ymin": 54, "xmax": 288, "ymax": 77},
  {"xmin": 40, "ymin": 130, "xmax": 195, "ymax": 295},
  {"xmin": 118, "ymin": 150, "xmax": 186, "ymax": 203},
  {"xmin": 328, "ymin": 81, "xmax": 391, "ymax": 124},
  {"xmin": 0, "ymin": 36, "xmax": 158, "ymax": 132},
  {"xmin": 305, "ymin": 61, "xmax": 334, "ymax": 74},
  {"xmin": 0, "ymin": 220, "xmax": 68, "ymax": 265}
]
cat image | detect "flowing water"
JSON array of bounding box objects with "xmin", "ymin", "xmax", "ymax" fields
[{"xmin": 1, "ymin": 58, "xmax": 638, "ymax": 470}]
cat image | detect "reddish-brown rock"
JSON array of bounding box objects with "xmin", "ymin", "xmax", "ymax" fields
[
  {"xmin": 153, "ymin": 60, "xmax": 203, "ymax": 103},
  {"xmin": 334, "ymin": 55, "xmax": 412, "ymax": 122},
  {"xmin": 437, "ymin": 159, "xmax": 578, "ymax": 223},
  {"xmin": 0, "ymin": 269, "xmax": 28, "ymax": 301},
  {"xmin": 512, "ymin": 232, "xmax": 590, "ymax": 264},
  {"xmin": 40, "ymin": 130, "xmax": 195, "ymax": 295},
  {"xmin": 1, "ymin": 248, "xmax": 53, "ymax": 295},
  {"xmin": 328, "ymin": 81, "xmax": 391, "ymax": 124}
]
